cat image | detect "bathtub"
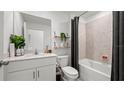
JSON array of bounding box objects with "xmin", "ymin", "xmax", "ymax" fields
[{"xmin": 79, "ymin": 59, "xmax": 111, "ymax": 81}]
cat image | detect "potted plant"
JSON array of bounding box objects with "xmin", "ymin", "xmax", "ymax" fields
[
  {"xmin": 60, "ymin": 33, "xmax": 67, "ymax": 41},
  {"xmin": 10, "ymin": 34, "xmax": 25, "ymax": 56},
  {"xmin": 60, "ymin": 33, "xmax": 67, "ymax": 48}
]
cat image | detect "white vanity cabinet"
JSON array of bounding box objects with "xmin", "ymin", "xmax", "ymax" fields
[
  {"xmin": 7, "ymin": 68, "xmax": 36, "ymax": 81},
  {"xmin": 5, "ymin": 56, "xmax": 56, "ymax": 81},
  {"xmin": 37, "ymin": 65, "xmax": 56, "ymax": 81}
]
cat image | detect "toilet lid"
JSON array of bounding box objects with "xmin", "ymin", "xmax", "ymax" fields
[{"xmin": 62, "ymin": 66, "xmax": 78, "ymax": 76}]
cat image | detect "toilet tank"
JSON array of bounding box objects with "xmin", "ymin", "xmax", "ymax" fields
[{"xmin": 57, "ymin": 55, "xmax": 69, "ymax": 68}]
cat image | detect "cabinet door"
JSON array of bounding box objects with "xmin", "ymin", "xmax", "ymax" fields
[
  {"xmin": 0, "ymin": 66, "xmax": 4, "ymax": 81},
  {"xmin": 37, "ymin": 65, "xmax": 56, "ymax": 81},
  {"xmin": 7, "ymin": 69, "xmax": 36, "ymax": 81}
]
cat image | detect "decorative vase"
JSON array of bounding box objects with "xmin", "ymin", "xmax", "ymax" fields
[
  {"xmin": 15, "ymin": 48, "xmax": 21, "ymax": 56},
  {"xmin": 20, "ymin": 48, "xmax": 24, "ymax": 56}
]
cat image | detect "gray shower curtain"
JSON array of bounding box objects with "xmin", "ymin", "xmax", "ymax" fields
[
  {"xmin": 111, "ymin": 11, "xmax": 124, "ymax": 81},
  {"xmin": 71, "ymin": 17, "xmax": 79, "ymax": 70}
]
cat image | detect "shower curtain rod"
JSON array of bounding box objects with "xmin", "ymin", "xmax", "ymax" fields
[{"xmin": 79, "ymin": 11, "xmax": 88, "ymax": 17}]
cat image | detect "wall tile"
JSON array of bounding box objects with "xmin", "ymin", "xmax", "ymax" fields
[{"xmin": 85, "ymin": 14, "xmax": 112, "ymax": 63}]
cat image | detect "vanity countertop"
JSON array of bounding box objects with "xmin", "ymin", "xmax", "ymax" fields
[{"xmin": 3, "ymin": 53, "xmax": 57, "ymax": 62}]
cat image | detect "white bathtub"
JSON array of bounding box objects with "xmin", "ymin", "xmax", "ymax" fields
[{"xmin": 79, "ymin": 59, "xmax": 111, "ymax": 81}]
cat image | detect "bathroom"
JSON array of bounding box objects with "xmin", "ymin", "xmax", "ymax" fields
[{"xmin": 0, "ymin": 11, "xmax": 112, "ymax": 81}]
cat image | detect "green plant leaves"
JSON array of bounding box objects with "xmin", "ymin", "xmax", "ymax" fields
[
  {"xmin": 10, "ymin": 34, "xmax": 25, "ymax": 49},
  {"xmin": 60, "ymin": 33, "xmax": 67, "ymax": 41}
]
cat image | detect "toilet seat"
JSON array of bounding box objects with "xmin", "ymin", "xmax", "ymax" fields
[{"xmin": 62, "ymin": 66, "xmax": 79, "ymax": 79}]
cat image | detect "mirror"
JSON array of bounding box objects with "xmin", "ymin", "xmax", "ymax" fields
[
  {"xmin": 14, "ymin": 12, "xmax": 51, "ymax": 53},
  {"xmin": 27, "ymin": 29, "xmax": 44, "ymax": 52}
]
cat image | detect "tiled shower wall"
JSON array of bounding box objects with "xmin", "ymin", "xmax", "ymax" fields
[
  {"xmin": 86, "ymin": 13, "xmax": 112, "ymax": 63},
  {"xmin": 79, "ymin": 12, "xmax": 112, "ymax": 63},
  {"xmin": 79, "ymin": 21, "xmax": 86, "ymax": 59}
]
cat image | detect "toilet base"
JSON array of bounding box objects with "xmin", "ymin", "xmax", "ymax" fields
[{"xmin": 61, "ymin": 76, "xmax": 78, "ymax": 81}]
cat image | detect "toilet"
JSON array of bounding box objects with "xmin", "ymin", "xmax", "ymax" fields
[{"xmin": 57, "ymin": 55, "xmax": 79, "ymax": 81}]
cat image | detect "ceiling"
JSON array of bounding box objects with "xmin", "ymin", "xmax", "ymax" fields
[
  {"xmin": 79, "ymin": 11, "xmax": 100, "ymax": 19},
  {"xmin": 21, "ymin": 11, "xmax": 104, "ymax": 24},
  {"xmin": 45, "ymin": 11, "xmax": 100, "ymax": 18}
]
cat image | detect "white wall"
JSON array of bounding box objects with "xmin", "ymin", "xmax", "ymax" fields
[
  {"xmin": 0, "ymin": 12, "xmax": 14, "ymax": 80},
  {"xmin": 0, "ymin": 12, "xmax": 4, "ymax": 81},
  {"xmin": 3, "ymin": 12, "xmax": 14, "ymax": 55},
  {"xmin": 0, "ymin": 12, "xmax": 4, "ymax": 57},
  {"xmin": 3, "ymin": 11, "xmax": 24, "ymax": 55},
  {"xmin": 14, "ymin": 12, "xmax": 24, "ymax": 35}
]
